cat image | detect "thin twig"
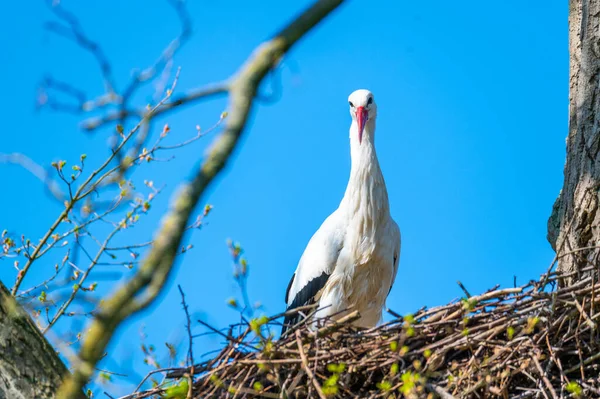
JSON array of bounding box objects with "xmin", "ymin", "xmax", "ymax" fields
[
  {"xmin": 456, "ymin": 280, "xmax": 472, "ymax": 298},
  {"xmin": 178, "ymin": 285, "xmax": 194, "ymax": 367},
  {"xmin": 295, "ymin": 331, "xmax": 327, "ymax": 399}
]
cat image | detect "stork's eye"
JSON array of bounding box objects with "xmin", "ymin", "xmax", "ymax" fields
[
  {"xmin": 349, "ymin": 101, "xmax": 354, "ymax": 108},
  {"xmin": 367, "ymin": 97, "xmax": 373, "ymax": 106}
]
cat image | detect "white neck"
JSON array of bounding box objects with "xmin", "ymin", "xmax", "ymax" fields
[
  {"xmin": 340, "ymin": 119, "xmax": 390, "ymax": 217},
  {"xmin": 349, "ymin": 118, "xmax": 376, "ymax": 164}
]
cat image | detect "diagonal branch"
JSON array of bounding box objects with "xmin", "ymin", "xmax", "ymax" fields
[{"xmin": 56, "ymin": 0, "xmax": 345, "ymax": 397}]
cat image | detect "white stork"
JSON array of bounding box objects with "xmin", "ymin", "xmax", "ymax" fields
[{"xmin": 282, "ymin": 89, "xmax": 401, "ymax": 334}]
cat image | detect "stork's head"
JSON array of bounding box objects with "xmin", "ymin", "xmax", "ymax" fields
[{"xmin": 348, "ymin": 89, "xmax": 377, "ymax": 144}]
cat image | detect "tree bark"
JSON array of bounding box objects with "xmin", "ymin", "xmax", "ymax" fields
[
  {"xmin": 0, "ymin": 281, "xmax": 82, "ymax": 399},
  {"xmin": 548, "ymin": 0, "xmax": 600, "ymax": 286}
]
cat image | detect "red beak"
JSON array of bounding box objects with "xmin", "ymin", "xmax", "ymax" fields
[{"xmin": 356, "ymin": 106, "xmax": 368, "ymax": 144}]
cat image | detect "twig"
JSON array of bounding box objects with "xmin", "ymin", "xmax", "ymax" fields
[
  {"xmin": 44, "ymin": 0, "xmax": 116, "ymax": 94},
  {"xmin": 425, "ymin": 383, "xmax": 457, "ymax": 399},
  {"xmin": 457, "ymin": 280, "xmax": 472, "ymax": 298},
  {"xmin": 570, "ymin": 293, "xmax": 597, "ymax": 331},
  {"xmin": 295, "ymin": 331, "xmax": 327, "ymax": 399},
  {"xmin": 178, "ymin": 285, "xmax": 194, "ymax": 368},
  {"xmin": 532, "ymin": 355, "xmax": 558, "ymax": 399},
  {"xmin": 564, "ymin": 351, "xmax": 600, "ymax": 374},
  {"xmin": 81, "ymin": 83, "xmax": 228, "ymax": 131}
]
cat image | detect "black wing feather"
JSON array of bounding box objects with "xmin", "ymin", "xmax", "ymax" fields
[
  {"xmin": 285, "ymin": 273, "xmax": 295, "ymax": 304},
  {"xmin": 387, "ymin": 253, "xmax": 398, "ymax": 296},
  {"xmin": 281, "ymin": 271, "xmax": 330, "ymax": 335}
]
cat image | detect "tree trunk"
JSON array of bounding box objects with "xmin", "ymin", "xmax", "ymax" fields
[
  {"xmin": 548, "ymin": 0, "xmax": 600, "ymax": 286},
  {"xmin": 0, "ymin": 281, "xmax": 82, "ymax": 399}
]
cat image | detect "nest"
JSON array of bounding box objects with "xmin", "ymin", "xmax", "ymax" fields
[{"xmin": 129, "ymin": 269, "xmax": 600, "ymax": 398}]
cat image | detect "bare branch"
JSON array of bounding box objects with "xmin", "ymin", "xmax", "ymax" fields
[
  {"xmin": 44, "ymin": 0, "xmax": 116, "ymax": 94},
  {"xmin": 80, "ymin": 82, "xmax": 228, "ymax": 131},
  {"xmin": 296, "ymin": 330, "xmax": 327, "ymax": 399},
  {"xmin": 177, "ymin": 285, "xmax": 194, "ymax": 368},
  {"xmin": 120, "ymin": 0, "xmax": 192, "ymax": 103}
]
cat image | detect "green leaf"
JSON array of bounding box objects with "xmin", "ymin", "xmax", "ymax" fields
[
  {"xmin": 525, "ymin": 316, "xmax": 540, "ymax": 334},
  {"xmin": 507, "ymin": 326, "xmax": 515, "ymax": 340},
  {"xmin": 326, "ymin": 363, "xmax": 346, "ymax": 374},
  {"xmin": 164, "ymin": 379, "xmax": 189, "ymax": 399},
  {"xmin": 376, "ymin": 380, "xmax": 392, "ymax": 392},
  {"xmin": 566, "ymin": 382, "xmax": 582, "ymax": 396},
  {"xmin": 98, "ymin": 371, "xmax": 112, "ymax": 383},
  {"xmin": 250, "ymin": 315, "xmax": 269, "ymax": 334},
  {"xmin": 461, "ymin": 297, "xmax": 478, "ymax": 312},
  {"xmin": 227, "ymin": 298, "xmax": 238, "ymax": 308},
  {"xmin": 324, "ymin": 374, "xmax": 339, "ymax": 387}
]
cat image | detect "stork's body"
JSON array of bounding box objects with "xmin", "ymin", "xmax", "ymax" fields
[{"xmin": 282, "ymin": 90, "xmax": 401, "ymax": 334}]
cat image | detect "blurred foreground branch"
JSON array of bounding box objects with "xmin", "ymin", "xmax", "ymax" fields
[{"xmin": 56, "ymin": 0, "xmax": 344, "ymax": 397}]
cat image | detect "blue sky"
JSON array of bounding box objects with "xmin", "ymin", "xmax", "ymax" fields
[{"xmin": 1, "ymin": 0, "xmax": 566, "ymax": 394}]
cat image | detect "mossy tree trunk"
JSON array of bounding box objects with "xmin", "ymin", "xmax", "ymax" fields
[
  {"xmin": 0, "ymin": 281, "xmax": 83, "ymax": 399},
  {"xmin": 548, "ymin": 0, "xmax": 600, "ymax": 286}
]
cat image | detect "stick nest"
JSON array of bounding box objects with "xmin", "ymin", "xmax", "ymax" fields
[{"xmin": 130, "ymin": 272, "xmax": 600, "ymax": 398}]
